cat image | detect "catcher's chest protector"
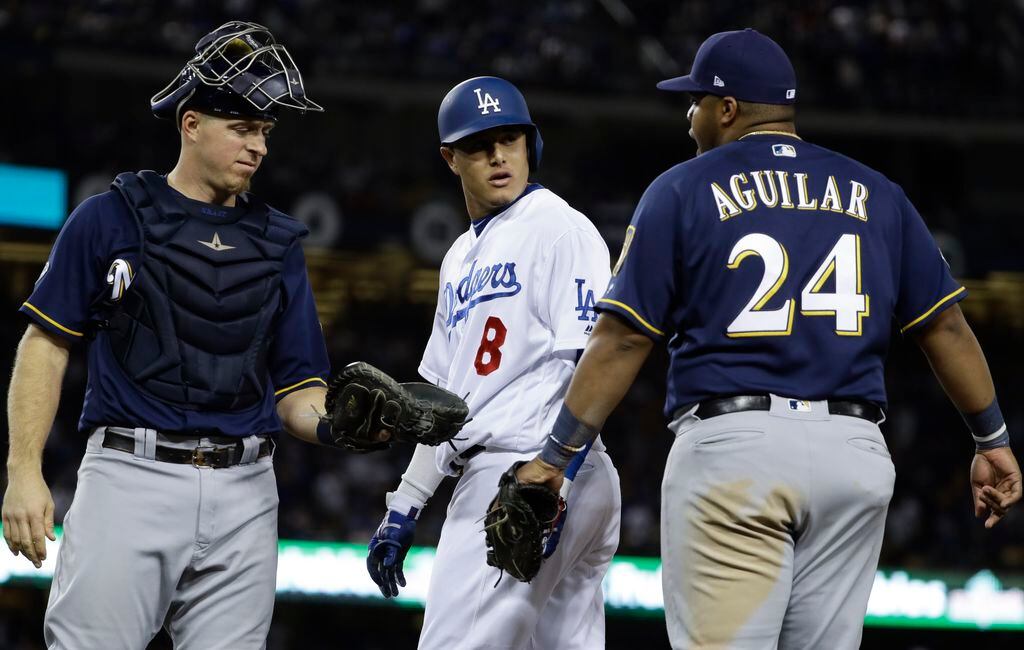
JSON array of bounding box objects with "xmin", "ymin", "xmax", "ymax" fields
[{"xmin": 106, "ymin": 171, "xmax": 304, "ymax": 410}]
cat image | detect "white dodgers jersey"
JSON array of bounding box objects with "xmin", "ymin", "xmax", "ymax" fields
[{"xmin": 419, "ymin": 186, "xmax": 611, "ymax": 473}]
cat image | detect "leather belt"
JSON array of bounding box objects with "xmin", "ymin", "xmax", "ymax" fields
[
  {"xmin": 693, "ymin": 395, "xmax": 884, "ymax": 424},
  {"xmin": 102, "ymin": 428, "xmax": 273, "ymax": 469}
]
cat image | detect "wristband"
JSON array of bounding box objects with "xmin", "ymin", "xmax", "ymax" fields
[
  {"xmin": 385, "ymin": 490, "xmax": 423, "ymax": 519},
  {"xmin": 962, "ymin": 400, "xmax": 1010, "ymax": 450},
  {"xmin": 539, "ymin": 404, "xmax": 598, "ymax": 469},
  {"xmin": 316, "ymin": 419, "xmax": 334, "ymax": 446}
]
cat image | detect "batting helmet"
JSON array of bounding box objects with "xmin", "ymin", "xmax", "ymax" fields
[
  {"xmin": 151, "ymin": 21, "xmax": 323, "ymax": 125},
  {"xmin": 438, "ymin": 76, "xmax": 544, "ymax": 170}
]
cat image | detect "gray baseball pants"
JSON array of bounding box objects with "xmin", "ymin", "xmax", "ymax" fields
[
  {"xmin": 661, "ymin": 395, "xmax": 895, "ymax": 649},
  {"xmin": 44, "ymin": 428, "xmax": 279, "ymax": 650}
]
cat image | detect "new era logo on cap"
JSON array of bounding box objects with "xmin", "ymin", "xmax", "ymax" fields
[
  {"xmin": 713, "ymin": 75, "xmax": 725, "ymax": 87},
  {"xmin": 786, "ymin": 89, "xmax": 796, "ymax": 99}
]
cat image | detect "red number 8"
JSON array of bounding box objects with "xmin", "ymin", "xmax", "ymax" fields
[{"xmin": 474, "ymin": 316, "xmax": 507, "ymax": 376}]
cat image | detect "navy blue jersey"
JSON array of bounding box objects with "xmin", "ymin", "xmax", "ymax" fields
[
  {"xmin": 20, "ymin": 180, "xmax": 329, "ymax": 436},
  {"xmin": 599, "ymin": 132, "xmax": 964, "ymax": 416}
]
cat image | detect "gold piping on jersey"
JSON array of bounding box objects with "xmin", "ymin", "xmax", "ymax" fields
[
  {"xmin": 597, "ymin": 298, "xmax": 666, "ymax": 336},
  {"xmin": 612, "ymin": 225, "xmax": 636, "ymax": 276},
  {"xmin": 899, "ymin": 287, "xmax": 967, "ymax": 333},
  {"xmin": 273, "ymin": 376, "xmax": 328, "ymax": 397},
  {"xmin": 22, "ymin": 302, "xmax": 84, "ymax": 337},
  {"xmin": 738, "ymin": 130, "xmax": 803, "ymax": 140}
]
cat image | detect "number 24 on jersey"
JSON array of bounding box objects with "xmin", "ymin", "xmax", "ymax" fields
[{"xmin": 726, "ymin": 233, "xmax": 869, "ymax": 337}]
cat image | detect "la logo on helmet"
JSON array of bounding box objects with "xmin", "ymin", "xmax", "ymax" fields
[{"xmin": 474, "ymin": 88, "xmax": 502, "ymax": 114}]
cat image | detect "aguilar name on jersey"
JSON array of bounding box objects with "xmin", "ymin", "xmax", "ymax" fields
[
  {"xmin": 419, "ymin": 184, "xmax": 611, "ymax": 472},
  {"xmin": 599, "ymin": 133, "xmax": 965, "ymax": 417}
]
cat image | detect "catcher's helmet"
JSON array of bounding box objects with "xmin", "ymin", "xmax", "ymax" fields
[
  {"xmin": 438, "ymin": 76, "xmax": 543, "ymax": 170},
  {"xmin": 151, "ymin": 21, "xmax": 323, "ymax": 125}
]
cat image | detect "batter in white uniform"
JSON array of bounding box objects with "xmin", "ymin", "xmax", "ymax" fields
[{"xmin": 366, "ymin": 76, "xmax": 621, "ymax": 650}]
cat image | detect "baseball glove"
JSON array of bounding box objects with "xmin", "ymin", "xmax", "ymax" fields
[
  {"xmin": 322, "ymin": 362, "xmax": 469, "ymax": 453},
  {"xmin": 483, "ymin": 461, "xmax": 563, "ymax": 583}
]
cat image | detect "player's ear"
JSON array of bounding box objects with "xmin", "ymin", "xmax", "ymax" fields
[
  {"xmin": 440, "ymin": 146, "xmax": 460, "ymax": 176},
  {"xmin": 180, "ymin": 110, "xmax": 203, "ymax": 143},
  {"xmin": 720, "ymin": 97, "xmax": 739, "ymax": 128}
]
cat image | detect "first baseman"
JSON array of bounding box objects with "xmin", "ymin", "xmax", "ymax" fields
[
  {"xmin": 365, "ymin": 76, "xmax": 621, "ymax": 649},
  {"xmin": 0, "ymin": 22, "xmax": 357, "ymax": 649},
  {"xmin": 513, "ymin": 29, "xmax": 1022, "ymax": 649}
]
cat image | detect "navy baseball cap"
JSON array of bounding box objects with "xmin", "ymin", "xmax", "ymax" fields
[{"xmin": 657, "ymin": 28, "xmax": 797, "ymax": 105}]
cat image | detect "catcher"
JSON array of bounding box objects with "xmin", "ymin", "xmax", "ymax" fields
[{"xmin": 1, "ymin": 22, "xmax": 462, "ymax": 650}]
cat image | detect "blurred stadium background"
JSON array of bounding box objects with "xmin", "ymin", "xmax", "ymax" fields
[{"xmin": 1, "ymin": 1, "xmax": 1023, "ymax": 648}]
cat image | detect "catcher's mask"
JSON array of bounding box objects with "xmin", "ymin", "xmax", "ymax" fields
[{"xmin": 151, "ymin": 21, "xmax": 323, "ymax": 126}]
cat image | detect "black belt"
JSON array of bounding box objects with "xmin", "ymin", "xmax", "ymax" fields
[
  {"xmin": 448, "ymin": 443, "xmax": 486, "ymax": 476},
  {"xmin": 102, "ymin": 428, "xmax": 273, "ymax": 469},
  {"xmin": 693, "ymin": 395, "xmax": 884, "ymax": 424}
]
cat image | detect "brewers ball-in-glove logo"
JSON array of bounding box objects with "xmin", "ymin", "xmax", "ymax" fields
[{"xmin": 106, "ymin": 259, "xmax": 135, "ymax": 301}]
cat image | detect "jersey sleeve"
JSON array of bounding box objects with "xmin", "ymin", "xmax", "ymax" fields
[
  {"xmin": 418, "ymin": 260, "xmax": 452, "ymax": 389},
  {"xmin": 269, "ymin": 243, "xmax": 330, "ymax": 399},
  {"xmin": 19, "ymin": 195, "xmax": 111, "ymax": 342},
  {"xmin": 596, "ymin": 175, "xmax": 681, "ymax": 341},
  {"xmin": 893, "ymin": 189, "xmax": 966, "ymax": 334},
  {"xmin": 540, "ymin": 227, "xmax": 611, "ymax": 352}
]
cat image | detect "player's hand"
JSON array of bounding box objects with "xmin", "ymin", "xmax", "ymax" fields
[
  {"xmin": 366, "ymin": 509, "xmax": 416, "ymax": 598},
  {"xmin": 542, "ymin": 498, "xmax": 568, "ymax": 559},
  {"xmin": 1, "ymin": 467, "xmax": 56, "ymax": 568},
  {"xmin": 971, "ymin": 447, "xmax": 1023, "ymax": 529},
  {"xmin": 515, "ymin": 457, "xmax": 565, "ymax": 494}
]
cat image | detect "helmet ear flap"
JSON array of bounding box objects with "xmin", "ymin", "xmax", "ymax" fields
[{"xmin": 528, "ymin": 126, "xmax": 543, "ymax": 171}]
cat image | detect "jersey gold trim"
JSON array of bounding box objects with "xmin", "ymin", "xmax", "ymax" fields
[
  {"xmin": 274, "ymin": 376, "xmax": 328, "ymax": 396},
  {"xmin": 22, "ymin": 302, "xmax": 84, "ymax": 337},
  {"xmin": 597, "ymin": 298, "xmax": 666, "ymax": 336},
  {"xmin": 899, "ymin": 286, "xmax": 967, "ymax": 333},
  {"xmin": 612, "ymin": 225, "xmax": 636, "ymax": 276},
  {"xmin": 738, "ymin": 130, "xmax": 803, "ymax": 141}
]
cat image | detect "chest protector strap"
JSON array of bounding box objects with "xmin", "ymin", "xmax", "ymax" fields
[{"xmin": 107, "ymin": 171, "xmax": 302, "ymax": 411}]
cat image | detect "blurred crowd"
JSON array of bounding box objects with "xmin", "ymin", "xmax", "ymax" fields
[{"xmin": 3, "ymin": 0, "xmax": 1023, "ymax": 116}]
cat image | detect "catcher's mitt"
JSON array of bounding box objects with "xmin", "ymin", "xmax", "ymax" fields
[
  {"xmin": 322, "ymin": 362, "xmax": 469, "ymax": 453},
  {"xmin": 483, "ymin": 461, "xmax": 563, "ymax": 583}
]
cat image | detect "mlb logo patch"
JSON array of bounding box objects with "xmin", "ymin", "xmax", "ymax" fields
[
  {"xmin": 788, "ymin": 399, "xmax": 812, "ymax": 412},
  {"xmin": 772, "ymin": 144, "xmax": 797, "ymax": 158}
]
